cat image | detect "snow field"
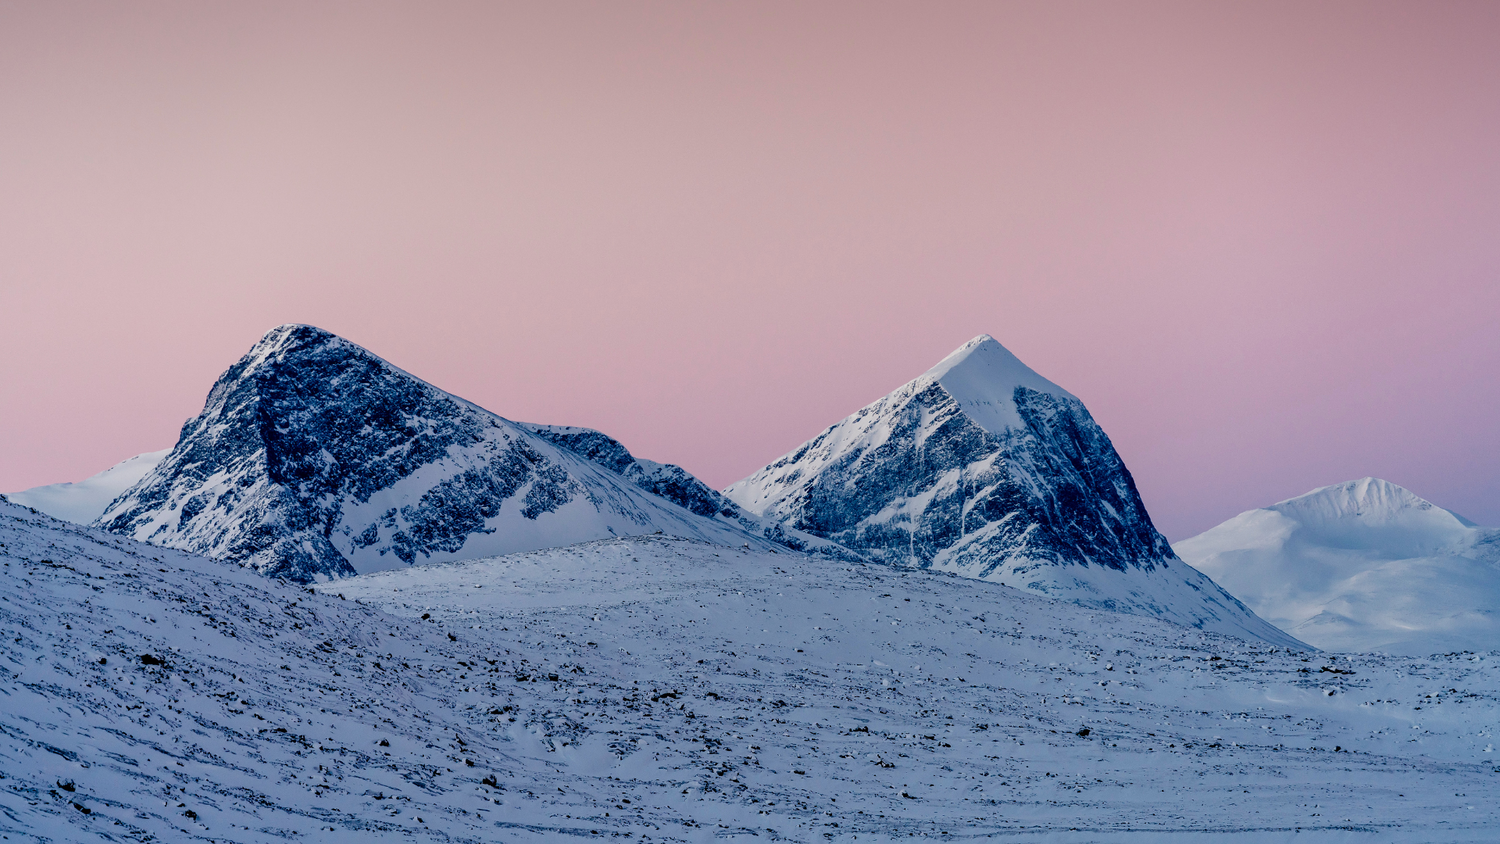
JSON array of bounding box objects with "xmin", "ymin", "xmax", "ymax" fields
[
  {"xmin": 2, "ymin": 498, "xmax": 1497, "ymax": 842},
  {"xmin": 331, "ymin": 534, "xmax": 1500, "ymax": 841}
]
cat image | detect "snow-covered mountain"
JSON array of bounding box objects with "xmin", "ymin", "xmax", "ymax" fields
[
  {"xmin": 94, "ymin": 324, "xmax": 798, "ymax": 582},
  {"xmin": 4, "ymin": 449, "xmax": 168, "ymax": 524},
  {"xmin": 725, "ymin": 334, "xmax": 1299, "ymax": 646},
  {"xmin": 7, "ymin": 497, "xmax": 1497, "ymax": 842},
  {"xmin": 1175, "ymin": 477, "xmax": 1500, "ymax": 655}
]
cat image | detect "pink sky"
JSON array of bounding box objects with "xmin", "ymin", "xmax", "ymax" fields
[{"xmin": 2, "ymin": 1, "xmax": 1497, "ymax": 538}]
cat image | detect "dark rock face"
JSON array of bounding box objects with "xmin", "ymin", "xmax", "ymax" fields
[
  {"xmin": 523, "ymin": 425, "xmax": 734, "ymax": 519},
  {"xmin": 520, "ymin": 426, "xmax": 638, "ymax": 477},
  {"xmin": 95, "ymin": 325, "xmax": 780, "ymax": 581},
  {"xmin": 744, "ymin": 384, "xmax": 1171, "ymax": 576}
]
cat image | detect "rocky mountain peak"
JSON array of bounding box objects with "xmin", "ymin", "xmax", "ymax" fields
[
  {"xmin": 94, "ymin": 325, "xmax": 792, "ymax": 581},
  {"xmin": 726, "ymin": 333, "xmax": 1297, "ymax": 645}
]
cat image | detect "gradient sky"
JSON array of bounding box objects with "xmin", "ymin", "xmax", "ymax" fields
[{"xmin": 2, "ymin": 1, "xmax": 1497, "ymax": 539}]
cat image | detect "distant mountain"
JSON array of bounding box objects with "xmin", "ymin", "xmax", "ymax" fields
[
  {"xmin": 725, "ymin": 335, "xmax": 1301, "ymax": 647},
  {"xmin": 95, "ymin": 324, "xmax": 798, "ymax": 582},
  {"xmin": 1174, "ymin": 477, "xmax": 1500, "ymax": 655},
  {"xmin": 4, "ymin": 449, "xmax": 169, "ymax": 524}
]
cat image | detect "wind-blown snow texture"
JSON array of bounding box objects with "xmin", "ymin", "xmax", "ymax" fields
[
  {"xmin": 1176, "ymin": 477, "xmax": 1500, "ymax": 655},
  {"xmin": 5, "ymin": 449, "xmax": 168, "ymax": 525},
  {"xmin": 94, "ymin": 325, "xmax": 788, "ymax": 582},
  {"xmin": 5, "ymin": 498, "xmax": 1498, "ymax": 843},
  {"xmin": 726, "ymin": 335, "xmax": 1295, "ymax": 646}
]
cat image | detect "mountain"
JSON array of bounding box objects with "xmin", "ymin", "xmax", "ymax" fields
[
  {"xmin": 1174, "ymin": 477, "xmax": 1500, "ymax": 655},
  {"xmin": 4, "ymin": 449, "xmax": 169, "ymax": 524},
  {"xmin": 94, "ymin": 324, "xmax": 797, "ymax": 582},
  {"xmin": 725, "ymin": 335, "xmax": 1300, "ymax": 646}
]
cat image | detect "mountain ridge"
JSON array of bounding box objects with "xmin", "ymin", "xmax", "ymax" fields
[{"xmin": 94, "ymin": 324, "xmax": 799, "ymax": 581}]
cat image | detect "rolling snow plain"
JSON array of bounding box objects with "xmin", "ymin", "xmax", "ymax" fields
[{"xmin": 2, "ymin": 499, "xmax": 1497, "ymax": 843}]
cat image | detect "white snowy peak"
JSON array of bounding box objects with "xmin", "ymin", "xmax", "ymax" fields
[
  {"xmin": 1269, "ymin": 477, "xmax": 1477, "ymax": 535},
  {"xmin": 1175, "ymin": 478, "xmax": 1500, "ymax": 655},
  {"xmin": 921, "ymin": 334, "xmax": 1078, "ymax": 434},
  {"xmin": 725, "ymin": 334, "xmax": 1082, "ymax": 519}
]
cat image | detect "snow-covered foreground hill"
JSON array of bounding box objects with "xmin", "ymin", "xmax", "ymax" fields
[
  {"xmin": 3, "ymin": 498, "xmax": 1498, "ymax": 843},
  {"xmin": 1176, "ymin": 478, "xmax": 1500, "ymax": 655}
]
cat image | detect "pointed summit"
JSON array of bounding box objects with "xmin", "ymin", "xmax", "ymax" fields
[
  {"xmin": 726, "ymin": 334, "xmax": 1299, "ymax": 646},
  {"xmin": 921, "ymin": 335, "xmax": 1076, "ymax": 435}
]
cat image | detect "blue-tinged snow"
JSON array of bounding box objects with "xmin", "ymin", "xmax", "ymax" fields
[
  {"xmin": 5, "ymin": 497, "xmax": 1499, "ymax": 842},
  {"xmin": 1175, "ymin": 478, "xmax": 1500, "ymax": 655},
  {"xmin": 520, "ymin": 422, "xmax": 860, "ymax": 562}
]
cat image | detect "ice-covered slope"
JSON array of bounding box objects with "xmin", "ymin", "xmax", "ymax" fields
[
  {"xmin": 1175, "ymin": 478, "xmax": 1500, "ymax": 655},
  {"xmin": 5, "ymin": 497, "xmax": 1500, "ymax": 842},
  {"xmin": 4, "ymin": 449, "xmax": 169, "ymax": 524},
  {"xmin": 725, "ymin": 334, "xmax": 1297, "ymax": 646},
  {"xmin": 95, "ymin": 324, "xmax": 786, "ymax": 582}
]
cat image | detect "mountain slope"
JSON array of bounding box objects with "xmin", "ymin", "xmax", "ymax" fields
[
  {"xmin": 726, "ymin": 334, "xmax": 1299, "ymax": 646},
  {"xmin": 7, "ymin": 499, "xmax": 1500, "ymax": 842},
  {"xmin": 95, "ymin": 324, "xmax": 786, "ymax": 582},
  {"xmin": 1175, "ymin": 477, "xmax": 1500, "ymax": 655},
  {"xmin": 4, "ymin": 449, "xmax": 169, "ymax": 524}
]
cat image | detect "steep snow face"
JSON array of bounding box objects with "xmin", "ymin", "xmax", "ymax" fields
[
  {"xmin": 4, "ymin": 449, "xmax": 169, "ymax": 524},
  {"xmin": 95, "ymin": 325, "xmax": 782, "ymax": 582},
  {"xmin": 724, "ymin": 335, "xmax": 1292, "ymax": 645},
  {"xmin": 1175, "ymin": 478, "xmax": 1500, "ymax": 655}
]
